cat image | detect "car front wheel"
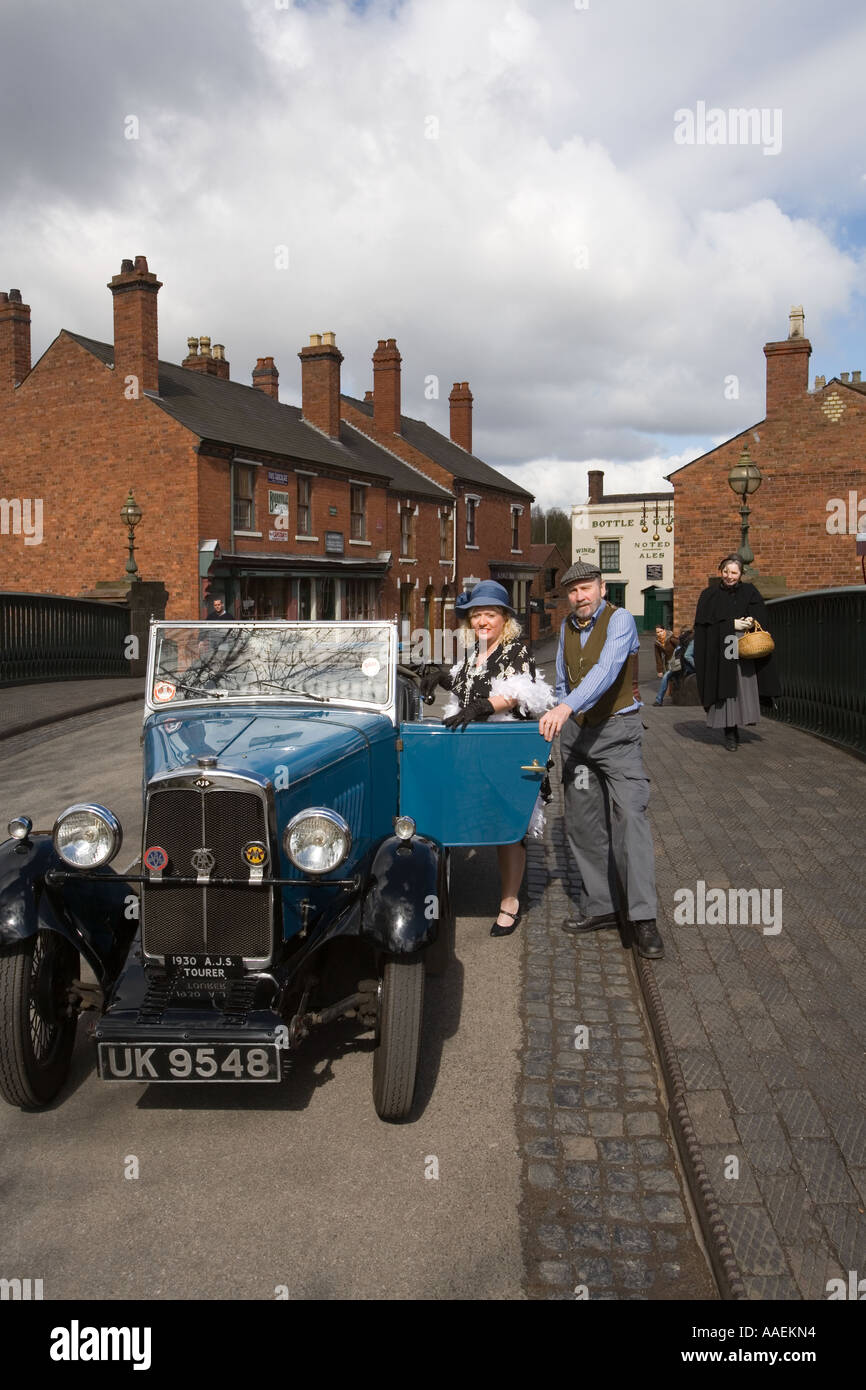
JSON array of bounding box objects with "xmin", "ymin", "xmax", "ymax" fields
[
  {"xmin": 372, "ymin": 954, "xmax": 424, "ymax": 1122},
  {"xmin": 0, "ymin": 931, "xmax": 80, "ymax": 1109}
]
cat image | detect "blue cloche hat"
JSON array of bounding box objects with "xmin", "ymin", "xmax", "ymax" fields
[{"xmin": 455, "ymin": 580, "xmax": 516, "ymax": 615}]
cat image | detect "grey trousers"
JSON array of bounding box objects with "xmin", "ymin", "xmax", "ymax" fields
[{"xmin": 560, "ymin": 710, "xmax": 657, "ymax": 922}]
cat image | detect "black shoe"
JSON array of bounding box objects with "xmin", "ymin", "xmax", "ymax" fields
[
  {"xmin": 723, "ymin": 727, "xmax": 737, "ymax": 751},
  {"xmin": 562, "ymin": 911, "xmax": 619, "ymax": 936},
  {"xmin": 491, "ymin": 909, "xmax": 520, "ymax": 937},
  {"xmin": 633, "ymin": 920, "xmax": 664, "ymax": 959}
]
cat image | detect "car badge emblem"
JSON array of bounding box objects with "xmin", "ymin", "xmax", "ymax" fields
[
  {"xmin": 144, "ymin": 846, "xmax": 169, "ymax": 872},
  {"xmin": 191, "ymin": 848, "xmax": 216, "ymax": 877},
  {"xmin": 243, "ymin": 841, "xmax": 268, "ymax": 867},
  {"xmin": 194, "ymin": 777, "xmax": 211, "ymax": 788}
]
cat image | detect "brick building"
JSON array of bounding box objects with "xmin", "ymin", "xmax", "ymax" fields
[
  {"xmin": 527, "ymin": 542, "xmax": 571, "ymax": 640},
  {"xmin": 0, "ymin": 258, "xmax": 533, "ymax": 642},
  {"xmin": 668, "ymin": 307, "xmax": 866, "ymax": 629}
]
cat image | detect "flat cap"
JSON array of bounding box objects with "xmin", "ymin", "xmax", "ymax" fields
[{"xmin": 560, "ymin": 560, "xmax": 602, "ymax": 587}]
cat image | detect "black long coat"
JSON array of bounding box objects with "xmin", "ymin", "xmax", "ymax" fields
[{"xmin": 693, "ymin": 580, "xmax": 780, "ymax": 709}]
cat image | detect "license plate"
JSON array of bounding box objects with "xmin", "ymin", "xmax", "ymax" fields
[
  {"xmin": 166, "ymin": 955, "xmax": 243, "ymax": 992},
  {"xmin": 97, "ymin": 1042, "xmax": 280, "ymax": 1082}
]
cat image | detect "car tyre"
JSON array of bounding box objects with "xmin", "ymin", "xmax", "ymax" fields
[
  {"xmin": 0, "ymin": 931, "xmax": 79, "ymax": 1109},
  {"xmin": 372, "ymin": 953, "xmax": 424, "ymax": 1122},
  {"xmin": 425, "ymin": 849, "xmax": 454, "ymax": 977}
]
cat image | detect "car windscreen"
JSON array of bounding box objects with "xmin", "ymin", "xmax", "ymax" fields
[{"xmin": 150, "ymin": 624, "xmax": 393, "ymax": 708}]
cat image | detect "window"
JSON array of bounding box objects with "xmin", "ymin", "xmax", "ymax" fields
[
  {"xmin": 546, "ymin": 567, "xmax": 557, "ymax": 591},
  {"xmin": 350, "ymin": 486, "xmax": 366, "ymax": 541},
  {"xmin": 233, "ymin": 464, "xmax": 255, "ymax": 531},
  {"xmin": 511, "ymin": 506, "xmax": 521, "ymax": 550},
  {"xmin": 400, "ymin": 503, "xmax": 414, "ymax": 558},
  {"xmin": 599, "ymin": 540, "xmax": 620, "ymax": 573},
  {"xmin": 466, "ymin": 497, "xmax": 477, "ymax": 546},
  {"xmin": 297, "ymin": 476, "xmax": 312, "ymax": 535},
  {"xmin": 439, "ymin": 507, "xmax": 452, "ymax": 561}
]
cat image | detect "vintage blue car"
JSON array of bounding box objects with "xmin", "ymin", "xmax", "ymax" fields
[{"xmin": 0, "ymin": 621, "xmax": 547, "ymax": 1121}]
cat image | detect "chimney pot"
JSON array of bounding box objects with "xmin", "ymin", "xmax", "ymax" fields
[
  {"xmin": 841, "ymin": 372, "xmax": 850, "ymax": 383},
  {"xmin": 788, "ymin": 305, "xmax": 805, "ymax": 339},
  {"xmin": 763, "ymin": 311, "xmax": 811, "ymax": 415},
  {"xmin": 364, "ymin": 389, "xmax": 374, "ymax": 403},
  {"xmin": 814, "ymin": 375, "xmax": 825, "ymax": 390},
  {"xmin": 134, "ymin": 255, "xmax": 149, "ymax": 272},
  {"xmin": 120, "ymin": 259, "xmax": 134, "ymax": 273},
  {"xmin": 310, "ymin": 333, "xmax": 322, "ymax": 346},
  {"xmin": 587, "ymin": 470, "xmax": 604, "ymax": 504},
  {"xmin": 8, "ymin": 288, "xmax": 22, "ymax": 303},
  {"xmin": 199, "ymin": 335, "xmax": 211, "ymax": 357},
  {"xmin": 853, "ymin": 370, "xmax": 862, "ymax": 383},
  {"xmin": 322, "ymin": 331, "xmax": 336, "ymax": 346},
  {"xmin": 187, "ymin": 336, "xmax": 199, "ymax": 355}
]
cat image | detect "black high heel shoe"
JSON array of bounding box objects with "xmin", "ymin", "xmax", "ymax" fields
[{"xmin": 490, "ymin": 909, "xmax": 520, "ymax": 937}]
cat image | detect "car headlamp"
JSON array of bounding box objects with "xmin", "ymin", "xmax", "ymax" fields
[
  {"xmin": 393, "ymin": 815, "xmax": 416, "ymax": 841},
  {"xmin": 283, "ymin": 809, "xmax": 351, "ymax": 875},
  {"xmin": 53, "ymin": 804, "xmax": 123, "ymax": 869}
]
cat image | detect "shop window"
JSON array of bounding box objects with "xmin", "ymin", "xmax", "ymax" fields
[
  {"xmin": 599, "ymin": 540, "xmax": 620, "ymax": 573},
  {"xmin": 233, "ymin": 464, "xmax": 255, "ymax": 531},
  {"xmin": 350, "ymin": 486, "xmax": 366, "ymax": 541}
]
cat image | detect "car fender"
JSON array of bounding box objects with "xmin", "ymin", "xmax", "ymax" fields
[
  {"xmin": 0, "ymin": 834, "xmax": 137, "ymax": 987},
  {"xmin": 360, "ymin": 835, "xmax": 444, "ymax": 956}
]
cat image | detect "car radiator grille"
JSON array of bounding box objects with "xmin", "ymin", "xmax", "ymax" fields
[{"xmin": 142, "ymin": 787, "xmax": 272, "ymax": 959}]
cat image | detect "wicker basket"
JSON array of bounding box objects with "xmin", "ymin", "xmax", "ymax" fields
[{"xmin": 738, "ymin": 620, "xmax": 775, "ymax": 658}]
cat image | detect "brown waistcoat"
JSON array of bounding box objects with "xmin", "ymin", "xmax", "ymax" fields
[{"xmin": 563, "ymin": 602, "xmax": 635, "ymax": 727}]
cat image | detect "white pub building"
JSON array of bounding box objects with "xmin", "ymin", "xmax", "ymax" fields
[{"xmin": 571, "ymin": 470, "xmax": 675, "ymax": 632}]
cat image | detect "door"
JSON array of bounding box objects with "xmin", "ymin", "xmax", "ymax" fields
[
  {"xmin": 605, "ymin": 582, "xmax": 626, "ymax": 608},
  {"xmin": 399, "ymin": 722, "xmax": 549, "ymax": 846}
]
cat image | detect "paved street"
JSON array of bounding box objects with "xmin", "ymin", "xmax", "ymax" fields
[{"xmin": 1, "ymin": 648, "xmax": 864, "ymax": 1300}]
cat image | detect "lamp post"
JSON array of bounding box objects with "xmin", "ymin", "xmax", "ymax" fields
[
  {"xmin": 727, "ymin": 446, "xmax": 762, "ymax": 578},
  {"xmin": 120, "ymin": 488, "xmax": 143, "ymax": 583}
]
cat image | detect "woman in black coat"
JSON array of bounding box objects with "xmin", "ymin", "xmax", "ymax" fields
[{"xmin": 693, "ymin": 555, "xmax": 780, "ymax": 751}]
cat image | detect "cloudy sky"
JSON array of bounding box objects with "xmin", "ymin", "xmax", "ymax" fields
[{"xmin": 2, "ymin": 0, "xmax": 864, "ymax": 508}]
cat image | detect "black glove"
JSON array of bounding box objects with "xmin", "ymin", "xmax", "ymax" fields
[
  {"xmin": 419, "ymin": 664, "xmax": 453, "ymax": 704},
  {"xmin": 443, "ymin": 698, "xmax": 494, "ymax": 730}
]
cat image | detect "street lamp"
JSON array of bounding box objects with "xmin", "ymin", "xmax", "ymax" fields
[
  {"xmin": 120, "ymin": 488, "xmax": 143, "ymax": 583},
  {"xmin": 727, "ymin": 445, "xmax": 762, "ymax": 576}
]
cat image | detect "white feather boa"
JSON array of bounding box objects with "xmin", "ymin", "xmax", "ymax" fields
[{"xmin": 442, "ymin": 669, "xmax": 555, "ymax": 721}]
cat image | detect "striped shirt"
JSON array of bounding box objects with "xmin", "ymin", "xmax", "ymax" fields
[{"xmin": 554, "ymin": 601, "xmax": 641, "ymax": 717}]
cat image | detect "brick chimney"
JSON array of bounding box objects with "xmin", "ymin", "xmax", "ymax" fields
[
  {"xmin": 372, "ymin": 337, "xmax": 401, "ymax": 433},
  {"xmin": 0, "ymin": 288, "xmax": 31, "ymax": 392},
  {"xmin": 107, "ymin": 255, "xmax": 162, "ymax": 396},
  {"xmin": 182, "ymin": 335, "xmax": 229, "ymax": 379},
  {"xmin": 298, "ymin": 332, "xmax": 343, "ymax": 437},
  {"xmin": 449, "ymin": 381, "xmax": 473, "ymax": 453},
  {"xmin": 212, "ymin": 344, "xmax": 230, "ymax": 381},
  {"xmin": 252, "ymin": 356, "xmax": 280, "ymax": 400},
  {"xmin": 588, "ymin": 470, "xmax": 604, "ymax": 504},
  {"xmin": 763, "ymin": 305, "xmax": 811, "ymax": 417}
]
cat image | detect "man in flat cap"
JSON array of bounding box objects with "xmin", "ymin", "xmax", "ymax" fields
[{"xmin": 538, "ymin": 561, "xmax": 663, "ymax": 958}]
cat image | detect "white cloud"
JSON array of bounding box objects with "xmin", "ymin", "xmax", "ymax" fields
[{"xmin": 1, "ymin": 0, "xmax": 864, "ymax": 512}]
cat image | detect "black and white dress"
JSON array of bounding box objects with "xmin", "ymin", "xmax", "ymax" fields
[{"xmin": 443, "ymin": 637, "xmax": 554, "ymax": 722}]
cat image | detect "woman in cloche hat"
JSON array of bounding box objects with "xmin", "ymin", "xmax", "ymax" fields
[{"xmin": 421, "ymin": 580, "xmax": 554, "ymax": 937}]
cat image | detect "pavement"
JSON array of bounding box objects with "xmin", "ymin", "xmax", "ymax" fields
[
  {"xmin": 3, "ymin": 636, "xmax": 865, "ymax": 1301},
  {"xmin": 0, "ymin": 676, "xmax": 144, "ymax": 740}
]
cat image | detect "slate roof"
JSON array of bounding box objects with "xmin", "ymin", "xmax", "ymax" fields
[
  {"xmin": 341, "ymin": 394, "xmax": 533, "ymax": 500},
  {"xmin": 65, "ymin": 333, "xmax": 451, "ymax": 502}
]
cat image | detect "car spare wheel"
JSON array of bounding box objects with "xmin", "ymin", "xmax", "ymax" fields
[
  {"xmin": 372, "ymin": 954, "xmax": 424, "ymax": 1122},
  {"xmin": 0, "ymin": 931, "xmax": 80, "ymax": 1109}
]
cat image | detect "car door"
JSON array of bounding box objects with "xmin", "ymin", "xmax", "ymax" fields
[{"xmin": 398, "ymin": 722, "xmax": 549, "ymax": 846}]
